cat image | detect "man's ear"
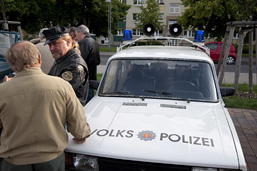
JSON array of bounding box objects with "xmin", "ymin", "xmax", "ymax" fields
[{"xmin": 38, "ymin": 53, "xmax": 42, "ymax": 64}]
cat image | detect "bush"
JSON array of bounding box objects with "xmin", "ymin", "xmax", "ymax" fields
[{"xmin": 234, "ymin": 44, "xmax": 256, "ymax": 54}]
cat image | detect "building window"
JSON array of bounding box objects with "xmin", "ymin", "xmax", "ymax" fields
[
  {"xmin": 155, "ymin": 30, "xmax": 163, "ymax": 36},
  {"xmin": 183, "ymin": 30, "xmax": 195, "ymax": 38},
  {"xmin": 133, "ymin": 0, "xmax": 146, "ymax": 5},
  {"xmin": 159, "ymin": 13, "xmax": 164, "ymax": 21},
  {"xmin": 233, "ymin": 32, "xmax": 239, "ymax": 39},
  {"xmin": 169, "ymin": 3, "xmax": 180, "ymax": 13},
  {"xmin": 117, "ymin": 29, "xmax": 124, "ymax": 36},
  {"xmin": 120, "ymin": 0, "xmax": 126, "ymax": 3},
  {"xmin": 133, "ymin": 13, "xmax": 139, "ymax": 21},
  {"xmin": 158, "ymin": 0, "xmax": 164, "ymax": 5},
  {"xmin": 133, "ymin": 29, "xmax": 143, "ymax": 36}
]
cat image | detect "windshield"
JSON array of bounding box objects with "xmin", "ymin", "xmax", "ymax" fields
[
  {"xmin": 99, "ymin": 59, "xmax": 218, "ymax": 102},
  {"xmin": 0, "ymin": 32, "xmax": 17, "ymax": 58}
]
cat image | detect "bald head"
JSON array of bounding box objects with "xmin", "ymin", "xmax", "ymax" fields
[{"xmin": 6, "ymin": 41, "xmax": 41, "ymax": 72}]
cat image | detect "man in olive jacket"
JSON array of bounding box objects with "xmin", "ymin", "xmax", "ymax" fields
[{"xmin": 0, "ymin": 41, "xmax": 91, "ymax": 171}]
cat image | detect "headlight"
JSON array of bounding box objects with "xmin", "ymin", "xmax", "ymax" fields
[{"xmin": 65, "ymin": 152, "xmax": 99, "ymax": 171}]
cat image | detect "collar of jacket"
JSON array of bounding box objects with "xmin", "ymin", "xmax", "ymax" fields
[
  {"xmin": 15, "ymin": 68, "xmax": 43, "ymax": 78},
  {"xmin": 83, "ymin": 34, "xmax": 91, "ymax": 39},
  {"xmin": 55, "ymin": 47, "xmax": 79, "ymax": 64}
]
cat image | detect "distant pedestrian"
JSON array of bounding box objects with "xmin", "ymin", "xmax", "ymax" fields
[
  {"xmin": 69, "ymin": 27, "xmax": 77, "ymax": 40},
  {"xmin": 0, "ymin": 41, "xmax": 91, "ymax": 171},
  {"xmin": 75, "ymin": 25, "xmax": 101, "ymax": 103},
  {"xmin": 43, "ymin": 25, "xmax": 89, "ymax": 106}
]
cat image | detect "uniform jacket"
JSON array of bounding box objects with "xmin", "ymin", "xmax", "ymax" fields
[
  {"xmin": 78, "ymin": 34, "xmax": 100, "ymax": 81},
  {"xmin": 0, "ymin": 68, "xmax": 91, "ymax": 165},
  {"xmin": 48, "ymin": 48, "xmax": 89, "ymax": 106}
]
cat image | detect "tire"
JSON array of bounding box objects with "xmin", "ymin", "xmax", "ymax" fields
[{"xmin": 227, "ymin": 56, "xmax": 235, "ymax": 65}]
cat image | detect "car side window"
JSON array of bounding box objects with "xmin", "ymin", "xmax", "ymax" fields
[{"xmin": 206, "ymin": 43, "xmax": 218, "ymax": 50}]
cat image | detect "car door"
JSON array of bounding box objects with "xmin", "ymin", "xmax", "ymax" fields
[{"xmin": 205, "ymin": 43, "xmax": 219, "ymax": 62}]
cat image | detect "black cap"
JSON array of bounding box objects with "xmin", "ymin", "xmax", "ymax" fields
[{"xmin": 43, "ymin": 25, "xmax": 69, "ymax": 45}]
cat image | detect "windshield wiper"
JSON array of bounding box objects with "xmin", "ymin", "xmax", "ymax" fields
[
  {"xmin": 172, "ymin": 96, "xmax": 190, "ymax": 103},
  {"xmin": 143, "ymin": 89, "xmax": 190, "ymax": 103},
  {"xmin": 103, "ymin": 91, "xmax": 130, "ymax": 95},
  {"xmin": 143, "ymin": 89, "xmax": 173, "ymax": 95}
]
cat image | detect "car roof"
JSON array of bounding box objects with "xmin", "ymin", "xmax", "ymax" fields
[{"xmin": 110, "ymin": 46, "xmax": 213, "ymax": 63}]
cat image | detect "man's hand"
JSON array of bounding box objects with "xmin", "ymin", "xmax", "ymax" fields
[
  {"xmin": 72, "ymin": 137, "xmax": 86, "ymax": 144},
  {"xmin": 3, "ymin": 75, "xmax": 13, "ymax": 82}
]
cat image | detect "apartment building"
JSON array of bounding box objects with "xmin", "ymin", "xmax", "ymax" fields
[
  {"xmin": 113, "ymin": 0, "xmax": 238, "ymax": 44},
  {"xmin": 116, "ymin": 0, "xmax": 187, "ymax": 40}
]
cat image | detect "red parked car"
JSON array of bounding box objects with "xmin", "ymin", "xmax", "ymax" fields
[{"xmin": 204, "ymin": 42, "xmax": 237, "ymax": 64}]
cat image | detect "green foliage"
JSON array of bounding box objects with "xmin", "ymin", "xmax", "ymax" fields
[
  {"xmin": 178, "ymin": 0, "xmax": 257, "ymax": 41},
  {"xmin": 1, "ymin": 0, "xmax": 130, "ymax": 36},
  {"xmin": 97, "ymin": 73, "xmax": 103, "ymax": 81},
  {"xmin": 222, "ymin": 83, "xmax": 257, "ymax": 110},
  {"xmin": 233, "ymin": 43, "xmax": 256, "ymax": 54},
  {"xmin": 224, "ymin": 96, "xmax": 257, "ymax": 110},
  {"xmin": 2, "ymin": 0, "xmax": 55, "ymax": 33},
  {"xmin": 99, "ymin": 46, "xmax": 117, "ymax": 52},
  {"xmin": 135, "ymin": 0, "xmax": 164, "ymax": 31}
]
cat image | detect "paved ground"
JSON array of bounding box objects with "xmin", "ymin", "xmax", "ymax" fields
[{"xmin": 228, "ymin": 108, "xmax": 257, "ymax": 171}]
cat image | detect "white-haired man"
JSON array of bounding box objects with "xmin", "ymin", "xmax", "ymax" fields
[{"xmin": 75, "ymin": 24, "xmax": 101, "ymax": 103}]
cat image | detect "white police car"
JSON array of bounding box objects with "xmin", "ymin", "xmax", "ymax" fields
[{"xmin": 65, "ymin": 24, "xmax": 247, "ymax": 171}]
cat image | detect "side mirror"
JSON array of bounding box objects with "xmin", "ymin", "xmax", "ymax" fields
[
  {"xmin": 220, "ymin": 87, "xmax": 235, "ymax": 97},
  {"xmin": 89, "ymin": 80, "xmax": 100, "ymax": 90}
]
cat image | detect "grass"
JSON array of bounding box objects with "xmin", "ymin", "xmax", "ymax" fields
[
  {"xmin": 97, "ymin": 74, "xmax": 257, "ymax": 110},
  {"xmin": 222, "ymin": 83, "xmax": 257, "ymax": 110},
  {"xmin": 223, "ymin": 96, "xmax": 257, "ymax": 110},
  {"xmin": 99, "ymin": 46, "xmax": 117, "ymax": 52}
]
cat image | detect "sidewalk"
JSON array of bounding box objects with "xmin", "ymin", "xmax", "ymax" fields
[
  {"xmin": 228, "ymin": 108, "xmax": 257, "ymax": 171},
  {"xmin": 223, "ymin": 72, "xmax": 257, "ymax": 84}
]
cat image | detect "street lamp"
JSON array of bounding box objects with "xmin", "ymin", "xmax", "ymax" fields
[{"xmin": 106, "ymin": 0, "xmax": 111, "ymax": 51}]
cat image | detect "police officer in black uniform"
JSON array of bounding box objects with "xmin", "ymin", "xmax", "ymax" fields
[{"xmin": 43, "ymin": 25, "xmax": 89, "ymax": 106}]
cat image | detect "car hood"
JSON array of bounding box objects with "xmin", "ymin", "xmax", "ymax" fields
[{"xmin": 66, "ymin": 96, "xmax": 240, "ymax": 169}]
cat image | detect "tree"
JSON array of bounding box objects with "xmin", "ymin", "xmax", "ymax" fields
[
  {"xmin": 177, "ymin": 0, "xmax": 257, "ymax": 41},
  {"xmin": 1, "ymin": 0, "xmax": 55, "ymax": 33},
  {"xmin": 0, "ymin": 0, "xmax": 130, "ymax": 37},
  {"xmin": 135, "ymin": 0, "xmax": 164, "ymax": 31},
  {"xmin": 80, "ymin": 0, "xmax": 130, "ymax": 37}
]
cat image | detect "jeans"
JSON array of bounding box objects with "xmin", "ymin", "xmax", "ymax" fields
[{"xmin": 86, "ymin": 88, "xmax": 94, "ymax": 104}]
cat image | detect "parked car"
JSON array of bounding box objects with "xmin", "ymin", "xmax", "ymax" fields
[
  {"xmin": 65, "ymin": 38, "xmax": 247, "ymax": 170},
  {"xmin": 0, "ymin": 57, "xmax": 13, "ymax": 81},
  {"xmin": 205, "ymin": 42, "xmax": 237, "ymax": 64},
  {"xmin": 0, "ymin": 31, "xmax": 19, "ymax": 81}
]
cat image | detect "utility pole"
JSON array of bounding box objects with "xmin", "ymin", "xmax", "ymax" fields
[{"xmin": 106, "ymin": 0, "xmax": 111, "ymax": 51}]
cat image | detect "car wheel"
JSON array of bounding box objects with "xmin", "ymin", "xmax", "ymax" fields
[{"xmin": 227, "ymin": 56, "xmax": 235, "ymax": 65}]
